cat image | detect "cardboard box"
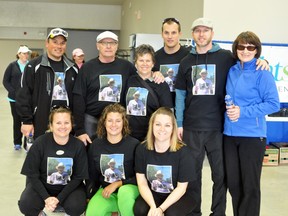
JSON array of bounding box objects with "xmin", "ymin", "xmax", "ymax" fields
[
  {"xmin": 263, "ymin": 145, "xmax": 279, "ymax": 166},
  {"xmin": 270, "ymin": 142, "xmax": 288, "ymax": 164}
]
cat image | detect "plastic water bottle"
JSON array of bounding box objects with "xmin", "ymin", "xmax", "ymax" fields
[
  {"xmin": 26, "ymin": 133, "xmax": 34, "ymax": 152},
  {"xmin": 225, "ymin": 95, "xmax": 238, "ymax": 122}
]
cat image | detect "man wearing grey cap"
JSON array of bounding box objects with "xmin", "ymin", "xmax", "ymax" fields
[
  {"xmin": 73, "ymin": 31, "xmax": 164, "ymax": 145},
  {"xmin": 175, "ymin": 18, "xmax": 269, "ymax": 216},
  {"xmin": 16, "ymin": 28, "xmax": 78, "ymax": 140}
]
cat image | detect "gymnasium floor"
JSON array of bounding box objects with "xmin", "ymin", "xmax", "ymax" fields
[{"xmin": 0, "ymin": 86, "xmax": 287, "ymax": 216}]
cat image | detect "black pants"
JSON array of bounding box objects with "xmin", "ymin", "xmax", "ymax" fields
[
  {"xmin": 18, "ymin": 182, "xmax": 87, "ymax": 216},
  {"xmin": 133, "ymin": 190, "xmax": 195, "ymax": 216},
  {"xmin": 183, "ymin": 130, "xmax": 226, "ymax": 216},
  {"xmin": 9, "ymin": 102, "xmax": 23, "ymax": 145},
  {"xmin": 223, "ymin": 136, "xmax": 266, "ymax": 216},
  {"xmin": 84, "ymin": 113, "xmax": 99, "ymax": 141}
]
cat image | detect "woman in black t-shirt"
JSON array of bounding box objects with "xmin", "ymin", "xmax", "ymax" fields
[
  {"xmin": 134, "ymin": 107, "xmax": 196, "ymax": 216},
  {"xmin": 18, "ymin": 106, "xmax": 88, "ymax": 216}
]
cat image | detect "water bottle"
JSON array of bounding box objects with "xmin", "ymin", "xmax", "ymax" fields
[
  {"xmin": 225, "ymin": 95, "xmax": 238, "ymax": 122},
  {"xmin": 26, "ymin": 133, "xmax": 34, "ymax": 152}
]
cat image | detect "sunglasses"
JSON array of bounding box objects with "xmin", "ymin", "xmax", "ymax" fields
[
  {"xmin": 48, "ymin": 29, "xmax": 68, "ymax": 39},
  {"xmin": 236, "ymin": 45, "xmax": 257, "ymax": 51},
  {"xmin": 51, "ymin": 105, "xmax": 70, "ymax": 111},
  {"xmin": 162, "ymin": 17, "xmax": 180, "ymax": 25}
]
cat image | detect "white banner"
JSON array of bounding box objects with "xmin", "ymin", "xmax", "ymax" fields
[{"xmin": 215, "ymin": 41, "xmax": 288, "ymax": 103}]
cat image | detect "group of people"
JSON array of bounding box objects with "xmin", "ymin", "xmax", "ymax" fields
[{"xmin": 2, "ymin": 16, "xmax": 280, "ymax": 216}]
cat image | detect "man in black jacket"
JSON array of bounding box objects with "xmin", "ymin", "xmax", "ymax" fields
[{"xmin": 16, "ymin": 28, "xmax": 78, "ymax": 140}]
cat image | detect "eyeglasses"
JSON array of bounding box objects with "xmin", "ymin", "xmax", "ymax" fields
[
  {"xmin": 236, "ymin": 45, "xmax": 257, "ymax": 51},
  {"xmin": 98, "ymin": 41, "xmax": 118, "ymax": 46},
  {"xmin": 162, "ymin": 17, "xmax": 180, "ymax": 25},
  {"xmin": 51, "ymin": 105, "xmax": 70, "ymax": 111}
]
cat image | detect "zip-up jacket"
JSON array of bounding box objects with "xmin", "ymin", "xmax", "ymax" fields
[
  {"xmin": 2, "ymin": 60, "xmax": 22, "ymax": 101},
  {"xmin": 224, "ymin": 58, "xmax": 280, "ymax": 137},
  {"xmin": 16, "ymin": 53, "xmax": 78, "ymax": 138}
]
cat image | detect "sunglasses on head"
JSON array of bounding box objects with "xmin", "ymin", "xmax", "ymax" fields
[
  {"xmin": 51, "ymin": 105, "xmax": 70, "ymax": 111},
  {"xmin": 236, "ymin": 45, "xmax": 257, "ymax": 51},
  {"xmin": 162, "ymin": 17, "xmax": 180, "ymax": 25}
]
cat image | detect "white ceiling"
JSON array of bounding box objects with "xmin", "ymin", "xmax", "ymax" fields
[{"xmin": 0, "ymin": 0, "xmax": 124, "ymax": 5}]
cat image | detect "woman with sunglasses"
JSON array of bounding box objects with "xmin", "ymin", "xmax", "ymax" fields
[
  {"xmin": 223, "ymin": 31, "xmax": 280, "ymax": 216},
  {"xmin": 18, "ymin": 106, "xmax": 89, "ymax": 216},
  {"xmin": 86, "ymin": 103, "xmax": 140, "ymax": 216}
]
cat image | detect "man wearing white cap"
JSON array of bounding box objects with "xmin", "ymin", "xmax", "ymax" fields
[
  {"xmin": 3, "ymin": 45, "xmax": 31, "ymax": 150},
  {"xmin": 16, "ymin": 28, "xmax": 78, "ymax": 140},
  {"xmin": 175, "ymin": 18, "xmax": 269, "ymax": 216},
  {"xmin": 73, "ymin": 31, "xmax": 164, "ymax": 144}
]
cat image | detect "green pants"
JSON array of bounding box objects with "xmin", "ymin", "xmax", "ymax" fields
[{"xmin": 86, "ymin": 184, "xmax": 139, "ymax": 216}]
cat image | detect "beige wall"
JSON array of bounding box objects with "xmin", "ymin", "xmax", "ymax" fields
[
  {"xmin": 119, "ymin": 0, "xmax": 203, "ymax": 48},
  {"xmin": 2, "ymin": 0, "xmax": 288, "ymax": 87},
  {"xmin": 204, "ymin": 0, "xmax": 288, "ymax": 43}
]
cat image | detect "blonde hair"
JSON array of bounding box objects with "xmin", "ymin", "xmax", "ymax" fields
[{"xmin": 145, "ymin": 107, "xmax": 184, "ymax": 152}]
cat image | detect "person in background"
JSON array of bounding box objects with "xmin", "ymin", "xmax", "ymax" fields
[
  {"xmin": 153, "ymin": 17, "xmax": 190, "ymax": 106},
  {"xmin": 16, "ymin": 28, "xmax": 78, "ymax": 140},
  {"xmin": 223, "ymin": 31, "xmax": 279, "ymax": 216},
  {"xmin": 30, "ymin": 51, "xmax": 40, "ymax": 59},
  {"xmin": 72, "ymin": 48, "xmax": 85, "ymax": 69},
  {"xmin": 133, "ymin": 107, "xmax": 195, "ymax": 216},
  {"xmin": 73, "ymin": 31, "xmax": 164, "ymax": 145},
  {"xmin": 2, "ymin": 45, "xmax": 31, "ymax": 150},
  {"xmin": 86, "ymin": 103, "xmax": 140, "ymax": 216},
  {"xmin": 175, "ymin": 17, "xmax": 270, "ymax": 216},
  {"xmin": 18, "ymin": 106, "xmax": 88, "ymax": 216},
  {"xmin": 126, "ymin": 44, "xmax": 173, "ymax": 141}
]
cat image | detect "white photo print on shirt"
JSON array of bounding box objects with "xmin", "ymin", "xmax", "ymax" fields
[
  {"xmin": 99, "ymin": 74, "xmax": 122, "ymax": 102},
  {"xmin": 147, "ymin": 164, "xmax": 174, "ymax": 194},
  {"xmin": 191, "ymin": 64, "xmax": 216, "ymax": 95},
  {"xmin": 159, "ymin": 63, "xmax": 179, "ymax": 92},
  {"xmin": 100, "ymin": 154, "xmax": 125, "ymax": 183},
  {"xmin": 47, "ymin": 157, "xmax": 73, "ymax": 185},
  {"xmin": 126, "ymin": 87, "xmax": 148, "ymax": 116}
]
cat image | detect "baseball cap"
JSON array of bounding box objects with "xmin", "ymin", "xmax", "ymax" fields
[
  {"xmin": 72, "ymin": 48, "xmax": 84, "ymax": 57},
  {"xmin": 191, "ymin": 18, "xmax": 213, "ymax": 31},
  {"xmin": 47, "ymin": 28, "xmax": 68, "ymax": 40},
  {"xmin": 17, "ymin": 45, "xmax": 31, "ymax": 54},
  {"xmin": 96, "ymin": 31, "xmax": 118, "ymax": 42}
]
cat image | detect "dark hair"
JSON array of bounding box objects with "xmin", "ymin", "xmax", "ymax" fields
[
  {"xmin": 48, "ymin": 106, "xmax": 73, "ymax": 131},
  {"xmin": 134, "ymin": 44, "xmax": 156, "ymax": 64},
  {"xmin": 97, "ymin": 103, "xmax": 130, "ymax": 138},
  {"xmin": 162, "ymin": 17, "xmax": 181, "ymax": 32},
  {"xmin": 232, "ymin": 31, "xmax": 262, "ymax": 60}
]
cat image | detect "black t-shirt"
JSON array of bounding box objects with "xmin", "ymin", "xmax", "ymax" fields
[
  {"xmin": 73, "ymin": 57, "xmax": 137, "ymax": 135},
  {"xmin": 135, "ymin": 142, "xmax": 195, "ymax": 197},
  {"xmin": 175, "ymin": 49, "xmax": 235, "ymax": 131},
  {"xmin": 21, "ymin": 133, "xmax": 88, "ymax": 202},
  {"xmin": 125, "ymin": 75, "xmax": 173, "ymax": 141},
  {"xmin": 88, "ymin": 136, "xmax": 140, "ymax": 189},
  {"xmin": 153, "ymin": 46, "xmax": 190, "ymax": 106}
]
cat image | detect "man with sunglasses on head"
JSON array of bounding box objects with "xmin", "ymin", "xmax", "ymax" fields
[
  {"xmin": 16, "ymin": 28, "xmax": 78, "ymax": 140},
  {"xmin": 175, "ymin": 18, "xmax": 269, "ymax": 216},
  {"xmin": 153, "ymin": 17, "xmax": 190, "ymax": 106}
]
